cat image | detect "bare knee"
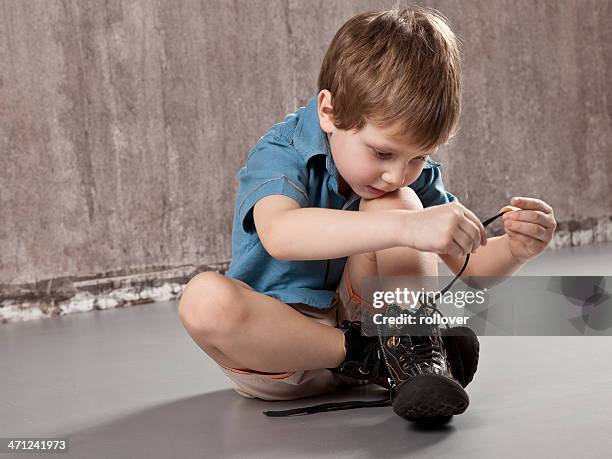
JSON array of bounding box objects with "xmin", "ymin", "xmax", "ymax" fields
[
  {"xmin": 358, "ymin": 188, "xmax": 438, "ymax": 276},
  {"xmin": 347, "ymin": 188, "xmax": 427, "ymax": 273},
  {"xmin": 178, "ymin": 271, "xmax": 248, "ymax": 341},
  {"xmin": 359, "ymin": 187, "xmax": 423, "ymax": 212}
]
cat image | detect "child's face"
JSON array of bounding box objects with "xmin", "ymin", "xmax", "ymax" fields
[
  {"xmin": 317, "ymin": 90, "xmax": 433, "ymax": 200},
  {"xmin": 325, "ymin": 119, "xmax": 432, "ymax": 200}
]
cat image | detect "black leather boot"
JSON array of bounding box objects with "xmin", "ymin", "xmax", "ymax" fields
[
  {"xmin": 265, "ymin": 312, "xmax": 479, "ymax": 419},
  {"xmin": 328, "ymin": 317, "xmax": 480, "ymax": 393}
]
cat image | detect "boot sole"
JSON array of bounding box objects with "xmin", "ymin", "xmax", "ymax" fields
[{"xmin": 392, "ymin": 373, "xmax": 469, "ymax": 420}]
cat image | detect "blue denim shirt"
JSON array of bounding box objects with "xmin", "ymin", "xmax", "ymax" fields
[{"xmin": 225, "ymin": 95, "xmax": 456, "ymax": 309}]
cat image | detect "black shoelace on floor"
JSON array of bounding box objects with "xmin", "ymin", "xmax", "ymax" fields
[{"xmin": 263, "ymin": 210, "xmax": 508, "ymax": 417}]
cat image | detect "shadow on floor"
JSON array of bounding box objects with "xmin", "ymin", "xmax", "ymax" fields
[{"xmin": 58, "ymin": 385, "xmax": 461, "ymax": 458}]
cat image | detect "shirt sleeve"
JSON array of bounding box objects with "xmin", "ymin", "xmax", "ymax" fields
[
  {"xmin": 236, "ymin": 133, "xmax": 309, "ymax": 233},
  {"xmin": 409, "ymin": 163, "xmax": 456, "ymax": 207}
]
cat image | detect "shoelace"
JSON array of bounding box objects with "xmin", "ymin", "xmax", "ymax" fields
[
  {"xmin": 392, "ymin": 342, "xmax": 445, "ymax": 381},
  {"xmin": 263, "ymin": 210, "xmax": 508, "ymax": 417},
  {"xmin": 410, "ymin": 345, "xmax": 444, "ymax": 365}
]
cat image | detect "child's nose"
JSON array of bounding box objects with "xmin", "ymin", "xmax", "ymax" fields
[{"xmin": 382, "ymin": 168, "xmax": 406, "ymax": 187}]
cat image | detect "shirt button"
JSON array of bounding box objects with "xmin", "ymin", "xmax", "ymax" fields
[{"xmin": 288, "ymin": 139, "xmax": 294, "ymax": 145}]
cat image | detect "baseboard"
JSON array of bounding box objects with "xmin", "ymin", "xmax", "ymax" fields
[{"xmin": 2, "ymin": 216, "xmax": 611, "ymax": 323}]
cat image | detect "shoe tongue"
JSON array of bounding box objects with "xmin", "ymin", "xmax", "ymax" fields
[
  {"xmin": 408, "ymin": 328, "xmax": 443, "ymax": 347},
  {"xmin": 409, "ymin": 334, "xmax": 434, "ymax": 346},
  {"xmin": 381, "ymin": 304, "xmax": 441, "ymax": 339}
]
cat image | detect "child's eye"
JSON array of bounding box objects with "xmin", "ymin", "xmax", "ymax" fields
[{"xmin": 373, "ymin": 150, "xmax": 392, "ymax": 160}]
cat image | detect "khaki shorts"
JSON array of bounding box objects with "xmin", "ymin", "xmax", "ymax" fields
[{"xmin": 218, "ymin": 269, "xmax": 369, "ymax": 401}]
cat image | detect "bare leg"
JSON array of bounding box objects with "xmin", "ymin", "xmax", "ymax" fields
[{"xmin": 178, "ymin": 272, "xmax": 346, "ymax": 373}]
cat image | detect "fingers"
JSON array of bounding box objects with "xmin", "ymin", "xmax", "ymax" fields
[
  {"xmin": 444, "ymin": 203, "xmax": 486, "ymax": 256},
  {"xmin": 503, "ymin": 209, "xmax": 556, "ymax": 230},
  {"xmin": 502, "ymin": 204, "xmax": 557, "ymax": 245},
  {"xmin": 461, "ymin": 207, "xmax": 487, "ymax": 247},
  {"xmin": 442, "ymin": 199, "xmax": 555, "ymax": 258},
  {"xmin": 457, "ymin": 218, "xmax": 482, "ymax": 253},
  {"xmin": 450, "ymin": 209, "xmax": 484, "ymax": 255},
  {"xmin": 500, "ymin": 205, "xmax": 521, "ymax": 213},
  {"xmin": 510, "ymin": 197, "xmax": 554, "ymax": 215},
  {"xmin": 448, "ymin": 239, "xmax": 467, "ymax": 258},
  {"xmin": 452, "ymin": 231, "xmax": 474, "ymax": 256},
  {"xmin": 503, "ymin": 219, "xmax": 549, "ymax": 242}
]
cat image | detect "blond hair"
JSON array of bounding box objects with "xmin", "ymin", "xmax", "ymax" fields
[{"xmin": 318, "ymin": 5, "xmax": 462, "ymax": 151}]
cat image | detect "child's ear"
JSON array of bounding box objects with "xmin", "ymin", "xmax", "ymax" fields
[{"xmin": 317, "ymin": 89, "xmax": 336, "ymax": 134}]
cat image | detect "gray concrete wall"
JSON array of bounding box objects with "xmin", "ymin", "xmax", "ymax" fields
[{"xmin": 1, "ymin": 0, "xmax": 611, "ymax": 321}]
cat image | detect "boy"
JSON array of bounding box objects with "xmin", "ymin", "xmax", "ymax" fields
[{"xmin": 178, "ymin": 6, "xmax": 556, "ymax": 421}]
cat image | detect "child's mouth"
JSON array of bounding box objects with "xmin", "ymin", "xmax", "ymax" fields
[{"xmin": 367, "ymin": 185, "xmax": 387, "ymax": 196}]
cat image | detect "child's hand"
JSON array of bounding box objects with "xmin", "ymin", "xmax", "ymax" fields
[
  {"xmin": 501, "ymin": 197, "xmax": 557, "ymax": 261},
  {"xmin": 400, "ymin": 201, "xmax": 487, "ymax": 257}
]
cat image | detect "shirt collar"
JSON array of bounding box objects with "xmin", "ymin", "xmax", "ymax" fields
[
  {"xmin": 294, "ymin": 95, "xmax": 338, "ymax": 178},
  {"xmin": 293, "ymin": 96, "xmax": 360, "ymax": 205}
]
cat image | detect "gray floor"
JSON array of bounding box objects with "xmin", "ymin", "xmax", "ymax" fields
[{"xmin": 2, "ymin": 243, "xmax": 612, "ymax": 458}]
